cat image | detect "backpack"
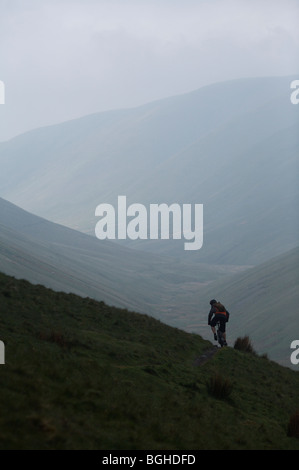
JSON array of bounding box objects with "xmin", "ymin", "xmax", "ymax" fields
[
  {"xmin": 214, "ymin": 302, "xmax": 225, "ymax": 312},
  {"xmin": 215, "ymin": 302, "xmax": 230, "ymax": 322}
]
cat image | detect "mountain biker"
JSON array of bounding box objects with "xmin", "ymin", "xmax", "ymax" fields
[{"xmin": 208, "ymin": 299, "xmax": 230, "ymax": 346}]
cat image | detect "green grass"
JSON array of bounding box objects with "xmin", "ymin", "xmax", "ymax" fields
[{"xmin": 0, "ymin": 271, "xmax": 298, "ymax": 450}]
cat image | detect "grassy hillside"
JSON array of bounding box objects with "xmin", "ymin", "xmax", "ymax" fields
[{"xmin": 0, "ymin": 271, "xmax": 298, "ymax": 450}]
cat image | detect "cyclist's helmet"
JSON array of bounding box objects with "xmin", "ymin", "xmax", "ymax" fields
[{"xmin": 210, "ymin": 299, "xmax": 217, "ymax": 305}]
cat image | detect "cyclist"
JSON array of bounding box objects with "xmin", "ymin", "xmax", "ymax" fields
[{"xmin": 208, "ymin": 299, "xmax": 229, "ymax": 346}]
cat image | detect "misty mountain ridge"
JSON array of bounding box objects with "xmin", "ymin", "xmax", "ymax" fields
[{"xmin": 1, "ymin": 75, "xmax": 298, "ymax": 265}]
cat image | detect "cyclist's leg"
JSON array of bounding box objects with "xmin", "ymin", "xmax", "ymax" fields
[
  {"xmin": 220, "ymin": 319, "xmax": 227, "ymax": 345},
  {"xmin": 210, "ymin": 317, "xmax": 218, "ymax": 340}
]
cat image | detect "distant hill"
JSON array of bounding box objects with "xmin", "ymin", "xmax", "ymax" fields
[
  {"xmin": 186, "ymin": 247, "xmax": 299, "ymax": 368},
  {"xmin": 1, "ymin": 76, "xmax": 298, "ymax": 265},
  {"xmin": 0, "ymin": 271, "xmax": 298, "ymax": 450},
  {"xmin": 0, "ymin": 197, "xmax": 238, "ymax": 321}
]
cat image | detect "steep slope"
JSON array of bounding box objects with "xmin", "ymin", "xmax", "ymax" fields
[
  {"xmin": 0, "ymin": 272, "xmax": 298, "ymax": 450},
  {"xmin": 1, "ymin": 76, "xmax": 298, "ymax": 265},
  {"xmin": 130, "ymin": 105, "xmax": 299, "ymax": 265},
  {"xmin": 0, "ymin": 197, "xmax": 237, "ymax": 320},
  {"xmin": 186, "ymin": 247, "xmax": 299, "ymax": 368}
]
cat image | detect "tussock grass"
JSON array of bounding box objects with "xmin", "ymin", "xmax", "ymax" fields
[
  {"xmin": 206, "ymin": 373, "xmax": 233, "ymax": 400},
  {"xmin": 234, "ymin": 336, "xmax": 256, "ymax": 354}
]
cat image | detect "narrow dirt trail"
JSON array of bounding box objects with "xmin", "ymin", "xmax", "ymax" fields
[{"xmin": 193, "ymin": 345, "xmax": 219, "ymax": 366}]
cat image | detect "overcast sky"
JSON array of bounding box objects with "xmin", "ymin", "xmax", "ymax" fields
[{"xmin": 0, "ymin": 0, "xmax": 298, "ymax": 142}]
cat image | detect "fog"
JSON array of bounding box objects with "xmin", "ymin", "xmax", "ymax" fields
[{"xmin": 0, "ymin": 0, "xmax": 298, "ymax": 141}]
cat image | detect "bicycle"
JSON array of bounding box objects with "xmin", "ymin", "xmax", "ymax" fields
[{"xmin": 216, "ymin": 321, "xmax": 227, "ymax": 348}]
